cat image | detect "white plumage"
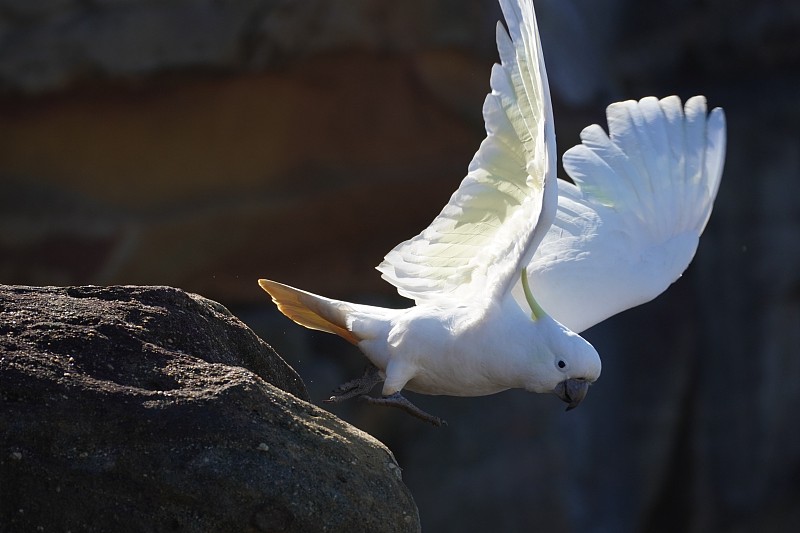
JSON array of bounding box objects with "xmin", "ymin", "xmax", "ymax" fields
[
  {"xmin": 377, "ymin": 0, "xmax": 556, "ymax": 309},
  {"xmin": 525, "ymin": 95, "xmax": 726, "ymax": 333},
  {"xmin": 258, "ymin": 0, "xmax": 726, "ymax": 425}
]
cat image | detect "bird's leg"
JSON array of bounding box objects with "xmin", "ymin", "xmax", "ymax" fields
[
  {"xmin": 359, "ymin": 392, "xmax": 447, "ymax": 427},
  {"xmin": 324, "ymin": 361, "xmax": 447, "ymax": 426},
  {"xmin": 324, "ymin": 363, "xmax": 384, "ymax": 403}
]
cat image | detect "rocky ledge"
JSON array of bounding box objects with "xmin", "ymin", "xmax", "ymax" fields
[{"xmin": 0, "ymin": 285, "xmax": 419, "ymax": 533}]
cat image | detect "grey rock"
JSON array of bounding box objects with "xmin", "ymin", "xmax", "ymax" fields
[
  {"xmin": 0, "ymin": 285, "xmax": 420, "ymax": 533},
  {"xmin": 0, "ymin": 0, "xmax": 495, "ymax": 94},
  {"xmin": 0, "ymin": 0, "xmax": 259, "ymax": 92}
]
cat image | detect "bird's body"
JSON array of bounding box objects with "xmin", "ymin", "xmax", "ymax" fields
[
  {"xmin": 258, "ymin": 0, "xmax": 725, "ymax": 425},
  {"xmin": 376, "ymin": 300, "xmax": 544, "ymax": 397},
  {"xmin": 262, "ymin": 280, "xmax": 597, "ymax": 397},
  {"xmin": 378, "ymin": 301, "xmax": 597, "ymax": 398}
]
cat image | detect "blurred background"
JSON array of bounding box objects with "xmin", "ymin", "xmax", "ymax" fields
[{"xmin": 1, "ymin": 0, "xmax": 798, "ymax": 531}]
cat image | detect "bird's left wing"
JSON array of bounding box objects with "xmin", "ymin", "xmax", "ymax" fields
[
  {"xmin": 522, "ymin": 95, "xmax": 726, "ymax": 333},
  {"xmin": 377, "ymin": 0, "xmax": 556, "ymax": 309}
]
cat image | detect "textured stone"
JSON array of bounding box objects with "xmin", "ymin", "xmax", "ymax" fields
[
  {"xmin": 0, "ymin": 285, "xmax": 420, "ymax": 533},
  {"xmin": 0, "ymin": 0, "xmax": 498, "ymax": 94}
]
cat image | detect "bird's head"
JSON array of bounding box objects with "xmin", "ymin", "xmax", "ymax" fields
[
  {"xmin": 518, "ymin": 267, "xmax": 601, "ymax": 409},
  {"xmin": 550, "ymin": 324, "xmax": 601, "ymax": 411},
  {"xmin": 523, "ymin": 316, "xmax": 602, "ymax": 410},
  {"xmin": 550, "ymin": 328, "xmax": 601, "ymax": 410}
]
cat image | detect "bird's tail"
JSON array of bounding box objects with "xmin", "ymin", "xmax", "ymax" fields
[{"xmin": 258, "ymin": 279, "xmax": 380, "ymax": 345}]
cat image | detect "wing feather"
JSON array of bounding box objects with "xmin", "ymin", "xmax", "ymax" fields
[
  {"xmin": 378, "ymin": 0, "xmax": 555, "ymax": 307},
  {"xmin": 523, "ymin": 95, "xmax": 726, "ymax": 333}
]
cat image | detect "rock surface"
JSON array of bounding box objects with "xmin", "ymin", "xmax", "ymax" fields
[
  {"xmin": 0, "ymin": 285, "xmax": 420, "ymax": 533},
  {"xmin": 0, "ymin": 0, "xmax": 499, "ymax": 94}
]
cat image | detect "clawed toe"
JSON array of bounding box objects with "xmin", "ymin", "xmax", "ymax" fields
[
  {"xmin": 360, "ymin": 392, "xmax": 447, "ymax": 427},
  {"xmin": 323, "ymin": 365, "xmax": 446, "ymax": 427},
  {"xmin": 324, "ymin": 363, "xmax": 383, "ymax": 403}
]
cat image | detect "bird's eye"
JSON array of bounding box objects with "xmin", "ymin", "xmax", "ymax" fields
[{"xmin": 557, "ymin": 360, "xmax": 566, "ymax": 369}]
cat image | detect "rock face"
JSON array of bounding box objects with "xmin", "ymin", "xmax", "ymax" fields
[
  {"xmin": 0, "ymin": 285, "xmax": 420, "ymax": 533},
  {"xmin": 0, "ymin": 0, "xmax": 499, "ymax": 94}
]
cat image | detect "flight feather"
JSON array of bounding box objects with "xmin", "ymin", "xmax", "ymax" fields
[
  {"xmin": 377, "ymin": 0, "xmax": 556, "ymax": 309},
  {"xmin": 524, "ymin": 95, "xmax": 726, "ymax": 332}
]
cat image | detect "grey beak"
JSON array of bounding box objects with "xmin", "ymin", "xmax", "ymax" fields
[{"xmin": 553, "ymin": 378, "xmax": 590, "ymax": 411}]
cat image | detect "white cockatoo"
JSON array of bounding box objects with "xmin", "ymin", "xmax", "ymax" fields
[{"xmin": 259, "ymin": 0, "xmax": 726, "ymax": 426}]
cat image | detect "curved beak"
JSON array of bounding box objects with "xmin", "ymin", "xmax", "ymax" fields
[{"xmin": 553, "ymin": 378, "xmax": 590, "ymax": 411}]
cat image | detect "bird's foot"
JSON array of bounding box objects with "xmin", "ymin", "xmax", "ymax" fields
[
  {"xmin": 324, "ymin": 365, "xmax": 446, "ymax": 426},
  {"xmin": 324, "ymin": 364, "xmax": 383, "ymax": 403},
  {"xmin": 359, "ymin": 392, "xmax": 447, "ymax": 427}
]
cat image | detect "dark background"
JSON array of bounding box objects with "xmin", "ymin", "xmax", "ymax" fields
[{"xmin": 1, "ymin": 1, "xmax": 798, "ymax": 531}]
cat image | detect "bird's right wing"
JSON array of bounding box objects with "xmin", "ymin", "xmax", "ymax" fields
[{"xmin": 522, "ymin": 95, "xmax": 726, "ymax": 333}]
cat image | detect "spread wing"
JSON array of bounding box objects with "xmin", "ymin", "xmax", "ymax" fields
[
  {"xmin": 377, "ymin": 0, "xmax": 556, "ymax": 309},
  {"xmin": 522, "ymin": 95, "xmax": 726, "ymax": 332}
]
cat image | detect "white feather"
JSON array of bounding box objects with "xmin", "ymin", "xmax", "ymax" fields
[
  {"xmin": 523, "ymin": 96, "xmax": 727, "ymax": 333},
  {"xmin": 377, "ymin": 0, "xmax": 556, "ymax": 310}
]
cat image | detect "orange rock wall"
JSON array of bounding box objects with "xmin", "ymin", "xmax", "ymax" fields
[{"xmin": 1, "ymin": 52, "xmax": 488, "ymax": 301}]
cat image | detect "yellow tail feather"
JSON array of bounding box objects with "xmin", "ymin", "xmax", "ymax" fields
[{"xmin": 258, "ymin": 279, "xmax": 360, "ymax": 345}]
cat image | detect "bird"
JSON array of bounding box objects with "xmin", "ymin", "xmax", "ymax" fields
[{"xmin": 258, "ymin": 0, "xmax": 726, "ymax": 426}]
